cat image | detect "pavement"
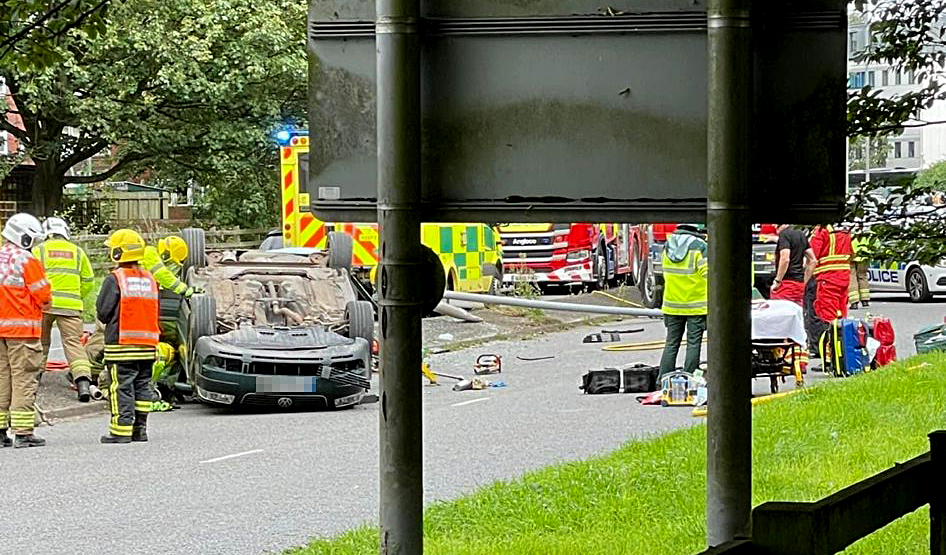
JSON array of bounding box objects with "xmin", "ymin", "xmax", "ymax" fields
[{"xmin": 14, "ymin": 289, "xmax": 941, "ymax": 555}]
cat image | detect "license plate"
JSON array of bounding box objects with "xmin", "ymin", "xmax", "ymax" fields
[
  {"xmin": 335, "ymin": 392, "xmax": 364, "ymax": 407},
  {"xmin": 507, "ymin": 274, "xmax": 535, "ymax": 282},
  {"xmin": 255, "ymin": 376, "xmax": 317, "ymax": 394}
]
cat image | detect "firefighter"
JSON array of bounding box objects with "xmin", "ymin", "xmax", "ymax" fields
[
  {"xmin": 86, "ymin": 234, "xmax": 199, "ymax": 398},
  {"xmin": 658, "ymin": 224, "xmax": 708, "ymax": 380},
  {"xmin": 804, "ymin": 224, "xmax": 854, "ymax": 355},
  {"xmin": 848, "ymin": 229, "xmax": 874, "ymax": 310},
  {"xmin": 97, "ymin": 229, "xmax": 160, "ymax": 444},
  {"xmin": 33, "ymin": 217, "xmax": 95, "ymax": 402},
  {"xmin": 0, "ymin": 213, "xmax": 52, "ymax": 448}
]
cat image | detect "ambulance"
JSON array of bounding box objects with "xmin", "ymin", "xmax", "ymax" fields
[{"xmin": 277, "ymin": 131, "xmax": 502, "ymax": 293}]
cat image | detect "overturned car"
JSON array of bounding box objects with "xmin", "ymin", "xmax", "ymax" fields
[{"xmin": 177, "ymin": 231, "xmax": 374, "ymax": 410}]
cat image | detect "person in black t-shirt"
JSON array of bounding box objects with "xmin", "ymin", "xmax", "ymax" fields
[{"xmin": 770, "ymin": 224, "xmax": 815, "ymax": 306}]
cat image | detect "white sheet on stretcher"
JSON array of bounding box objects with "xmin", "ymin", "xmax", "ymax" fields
[{"xmin": 751, "ymin": 299, "xmax": 807, "ymax": 347}]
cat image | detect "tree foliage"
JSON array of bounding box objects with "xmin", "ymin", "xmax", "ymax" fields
[
  {"xmin": 846, "ymin": 0, "xmax": 946, "ymax": 265},
  {"xmin": 0, "ymin": 0, "xmax": 112, "ymax": 71},
  {"xmin": 0, "ymin": 0, "xmax": 306, "ymax": 221}
]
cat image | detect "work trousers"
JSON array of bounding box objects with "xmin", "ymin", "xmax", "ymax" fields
[
  {"xmin": 804, "ymin": 279, "xmax": 830, "ymax": 355},
  {"xmin": 659, "ymin": 314, "xmax": 706, "ymax": 379},
  {"xmin": 107, "ymin": 360, "xmax": 158, "ymax": 438},
  {"xmin": 848, "ymin": 262, "xmax": 870, "ymax": 305},
  {"xmin": 41, "ymin": 313, "xmax": 92, "ymax": 380},
  {"xmin": 0, "ymin": 338, "xmax": 44, "ymax": 434}
]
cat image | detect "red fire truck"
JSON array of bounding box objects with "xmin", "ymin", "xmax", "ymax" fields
[{"xmin": 498, "ymin": 224, "xmax": 647, "ymax": 291}]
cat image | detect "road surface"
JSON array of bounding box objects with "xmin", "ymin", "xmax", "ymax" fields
[{"xmin": 14, "ymin": 295, "xmax": 936, "ymax": 555}]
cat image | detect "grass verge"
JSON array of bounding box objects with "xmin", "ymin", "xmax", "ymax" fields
[{"xmin": 288, "ymin": 354, "xmax": 946, "ymax": 555}]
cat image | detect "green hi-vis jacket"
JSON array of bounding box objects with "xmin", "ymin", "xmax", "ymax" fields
[
  {"xmin": 142, "ymin": 246, "xmax": 187, "ymax": 294},
  {"xmin": 661, "ymin": 231, "xmax": 709, "ymax": 316},
  {"xmin": 33, "ymin": 238, "xmax": 94, "ymax": 315}
]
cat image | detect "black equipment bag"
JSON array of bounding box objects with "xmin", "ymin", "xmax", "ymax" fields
[{"xmin": 580, "ymin": 363, "xmax": 658, "ymax": 394}]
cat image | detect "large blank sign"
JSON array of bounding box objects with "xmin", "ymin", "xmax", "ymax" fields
[{"xmin": 307, "ymin": 0, "xmax": 846, "ymax": 223}]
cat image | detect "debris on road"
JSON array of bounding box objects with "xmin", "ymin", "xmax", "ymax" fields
[
  {"xmin": 582, "ymin": 327, "xmax": 644, "ymax": 343},
  {"xmin": 434, "ymin": 301, "xmax": 484, "ymax": 323},
  {"xmin": 472, "ymin": 354, "xmax": 502, "ymax": 375},
  {"xmin": 579, "ymin": 363, "xmax": 659, "ymax": 394},
  {"xmin": 516, "ymin": 355, "xmax": 554, "ymax": 362},
  {"xmin": 437, "ymin": 333, "xmax": 455, "ymax": 341}
]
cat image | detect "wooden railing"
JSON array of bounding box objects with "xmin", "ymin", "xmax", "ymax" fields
[
  {"xmin": 699, "ymin": 431, "xmax": 945, "ymax": 555},
  {"xmin": 74, "ymin": 228, "xmax": 270, "ymax": 270}
]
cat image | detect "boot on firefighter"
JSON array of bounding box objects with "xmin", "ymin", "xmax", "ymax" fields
[
  {"xmin": 0, "ymin": 214, "xmax": 52, "ymax": 448},
  {"xmin": 33, "ymin": 217, "xmax": 96, "ymax": 403},
  {"xmin": 97, "ymin": 229, "xmax": 161, "ymax": 444}
]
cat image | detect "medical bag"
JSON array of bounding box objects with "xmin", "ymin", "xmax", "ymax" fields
[
  {"xmin": 914, "ymin": 323, "xmax": 946, "ymax": 355},
  {"xmin": 869, "ymin": 317, "xmax": 896, "ymax": 367},
  {"xmin": 822, "ymin": 318, "xmax": 869, "ymax": 377}
]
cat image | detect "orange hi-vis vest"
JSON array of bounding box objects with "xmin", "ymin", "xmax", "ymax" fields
[
  {"xmin": 0, "ymin": 242, "xmax": 51, "ymax": 338},
  {"xmin": 113, "ymin": 267, "xmax": 160, "ymax": 346},
  {"xmin": 813, "ymin": 226, "xmax": 853, "ymax": 275}
]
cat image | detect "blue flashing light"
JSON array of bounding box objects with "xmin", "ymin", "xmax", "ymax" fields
[{"xmin": 275, "ymin": 130, "xmax": 292, "ymax": 144}]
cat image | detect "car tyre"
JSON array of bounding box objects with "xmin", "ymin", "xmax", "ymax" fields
[
  {"xmin": 593, "ymin": 247, "xmax": 607, "ymax": 291},
  {"xmin": 188, "ymin": 294, "xmax": 216, "ymax": 347},
  {"xmin": 328, "ymin": 231, "xmax": 353, "ymax": 271},
  {"xmin": 907, "ymin": 267, "xmax": 933, "ymax": 302},
  {"xmin": 346, "ymin": 300, "xmax": 374, "ymax": 346},
  {"xmin": 639, "ymin": 257, "xmax": 663, "ymax": 309},
  {"xmin": 181, "ymin": 228, "xmax": 206, "ymax": 273}
]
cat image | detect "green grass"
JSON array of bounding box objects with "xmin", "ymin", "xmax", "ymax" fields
[
  {"xmin": 82, "ymin": 275, "xmax": 104, "ymax": 323},
  {"xmin": 288, "ymin": 354, "xmax": 946, "ymax": 555}
]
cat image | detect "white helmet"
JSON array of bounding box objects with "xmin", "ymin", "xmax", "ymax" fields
[
  {"xmin": 3, "ymin": 213, "xmax": 45, "ymax": 250},
  {"xmin": 43, "ymin": 216, "xmax": 71, "ymax": 239}
]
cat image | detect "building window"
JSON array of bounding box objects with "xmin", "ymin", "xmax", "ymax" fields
[
  {"xmin": 0, "ymin": 131, "xmax": 7, "ymax": 155},
  {"xmin": 849, "ymin": 31, "xmax": 858, "ymax": 52},
  {"xmin": 895, "ymin": 71, "xmax": 902, "ymax": 85},
  {"xmin": 882, "ymin": 70, "xmax": 889, "ymax": 86},
  {"xmin": 868, "ymin": 71, "xmax": 875, "ymax": 87},
  {"xmin": 848, "ymin": 71, "xmax": 866, "ymax": 89},
  {"xmin": 894, "ymin": 141, "xmax": 902, "ymax": 158},
  {"xmin": 907, "ymin": 70, "xmax": 915, "ymax": 84},
  {"xmin": 908, "ymin": 141, "xmax": 916, "ymax": 158}
]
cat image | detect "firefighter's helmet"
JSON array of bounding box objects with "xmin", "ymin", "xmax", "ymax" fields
[
  {"xmin": 42, "ymin": 216, "xmax": 71, "ymax": 240},
  {"xmin": 105, "ymin": 229, "xmax": 146, "ymax": 263},
  {"xmin": 3, "ymin": 213, "xmax": 45, "ymax": 249},
  {"xmin": 158, "ymin": 235, "xmax": 188, "ymax": 264}
]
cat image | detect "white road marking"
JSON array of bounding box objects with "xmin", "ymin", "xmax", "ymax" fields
[
  {"xmin": 199, "ymin": 449, "xmax": 264, "ymax": 464},
  {"xmin": 451, "ymin": 397, "xmax": 490, "ymax": 408},
  {"xmin": 557, "ymin": 408, "xmax": 591, "ymax": 414}
]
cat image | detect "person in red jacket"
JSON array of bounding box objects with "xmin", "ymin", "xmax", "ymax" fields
[
  {"xmin": 97, "ymin": 229, "xmax": 160, "ymax": 444},
  {"xmin": 0, "ymin": 213, "xmax": 52, "ymax": 448},
  {"xmin": 804, "ymin": 224, "xmax": 853, "ymax": 354}
]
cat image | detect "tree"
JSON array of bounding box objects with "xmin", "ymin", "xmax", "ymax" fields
[
  {"xmin": 0, "ymin": 0, "xmax": 306, "ymax": 217},
  {"xmin": 846, "ymin": 0, "xmax": 946, "ymax": 265},
  {"xmin": 0, "ymin": 0, "xmax": 112, "ymax": 71}
]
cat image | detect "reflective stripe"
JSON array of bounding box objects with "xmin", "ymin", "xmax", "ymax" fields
[
  {"xmin": 663, "ymin": 300, "xmax": 708, "ymax": 309},
  {"xmin": 46, "ymin": 268, "xmax": 81, "ymax": 276},
  {"xmin": 52, "ymin": 291, "xmax": 82, "ymax": 300},
  {"xmin": 813, "ymin": 263, "xmax": 850, "ymax": 274},
  {"xmin": 148, "ymin": 263, "xmax": 163, "ymax": 273},
  {"xmin": 120, "ymin": 331, "xmax": 160, "ymax": 342},
  {"xmin": 29, "ymin": 278, "xmax": 49, "ymax": 292},
  {"xmin": 122, "ymin": 289, "xmax": 159, "ymax": 299},
  {"xmin": 0, "ymin": 318, "xmax": 42, "ymax": 327},
  {"xmin": 109, "ymin": 423, "xmax": 133, "ymax": 437},
  {"xmin": 134, "ymin": 400, "xmax": 152, "ymax": 413},
  {"xmin": 2, "ymin": 276, "xmax": 24, "ymax": 287},
  {"xmin": 664, "ymin": 266, "xmax": 699, "ymax": 275}
]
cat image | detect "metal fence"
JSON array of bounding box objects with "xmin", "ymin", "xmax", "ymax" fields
[
  {"xmin": 698, "ymin": 431, "xmax": 945, "ymax": 555},
  {"xmin": 75, "ymin": 228, "xmax": 270, "ymax": 270}
]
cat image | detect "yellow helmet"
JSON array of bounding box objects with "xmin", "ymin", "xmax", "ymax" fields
[
  {"xmin": 158, "ymin": 235, "xmax": 188, "ymax": 264},
  {"xmin": 156, "ymin": 342, "xmax": 176, "ymax": 364},
  {"xmin": 104, "ymin": 229, "xmax": 146, "ymax": 263}
]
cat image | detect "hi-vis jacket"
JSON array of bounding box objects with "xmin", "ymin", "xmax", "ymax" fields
[
  {"xmin": 0, "ymin": 242, "xmax": 51, "ymax": 338},
  {"xmin": 661, "ymin": 231, "xmax": 708, "ymax": 316},
  {"xmin": 142, "ymin": 246, "xmax": 187, "ymax": 295},
  {"xmin": 850, "ymin": 234, "xmax": 876, "ymax": 264},
  {"xmin": 33, "ymin": 238, "xmax": 94, "ymax": 315},
  {"xmin": 97, "ymin": 266, "xmax": 159, "ymax": 363},
  {"xmin": 812, "ymin": 226, "xmax": 853, "ymax": 276}
]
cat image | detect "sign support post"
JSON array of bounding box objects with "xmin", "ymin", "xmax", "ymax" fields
[
  {"xmin": 707, "ymin": 0, "xmax": 754, "ymax": 546},
  {"xmin": 376, "ymin": 0, "xmax": 424, "ymax": 553}
]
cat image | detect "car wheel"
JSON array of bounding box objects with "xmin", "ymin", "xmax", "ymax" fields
[
  {"xmin": 907, "ymin": 267, "xmax": 933, "ymax": 302},
  {"xmin": 181, "ymin": 228, "xmax": 206, "ymax": 274},
  {"xmin": 627, "ymin": 242, "xmax": 640, "ymax": 286},
  {"xmin": 346, "ymin": 300, "xmax": 374, "ymax": 345},
  {"xmin": 188, "ymin": 294, "xmax": 216, "ymax": 347},
  {"xmin": 328, "ymin": 231, "xmax": 353, "ymax": 271}
]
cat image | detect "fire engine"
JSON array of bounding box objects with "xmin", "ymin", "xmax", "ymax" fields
[
  {"xmin": 277, "ymin": 130, "xmax": 502, "ymax": 293},
  {"xmin": 498, "ymin": 224, "xmax": 647, "ymax": 291}
]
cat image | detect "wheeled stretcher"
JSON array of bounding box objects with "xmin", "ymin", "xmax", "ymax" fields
[{"xmin": 750, "ymin": 300, "xmax": 808, "ymax": 393}]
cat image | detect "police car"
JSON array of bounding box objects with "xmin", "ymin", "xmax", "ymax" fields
[{"xmin": 868, "ymin": 261, "xmax": 946, "ymax": 302}]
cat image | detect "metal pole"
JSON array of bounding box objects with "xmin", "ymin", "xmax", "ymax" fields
[
  {"xmin": 931, "ymin": 431, "xmax": 946, "ymax": 555},
  {"xmin": 706, "ymin": 0, "xmax": 753, "ymax": 546},
  {"xmin": 376, "ymin": 0, "xmax": 423, "ymax": 553}
]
